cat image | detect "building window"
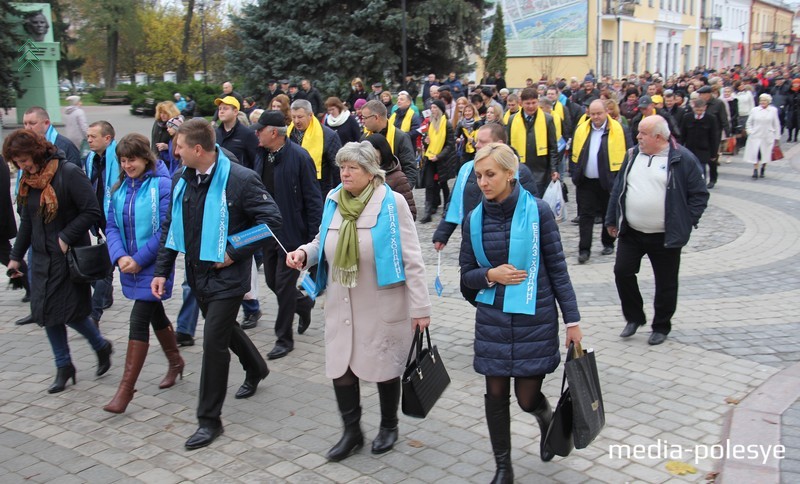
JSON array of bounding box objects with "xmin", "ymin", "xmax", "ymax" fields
[
  {"xmin": 622, "ymin": 41, "xmax": 630, "ymax": 75},
  {"xmin": 683, "ymin": 45, "xmax": 691, "ymax": 72},
  {"xmin": 649, "ymin": 0, "xmax": 654, "ymax": 8},
  {"xmin": 646, "ymin": 43, "xmax": 653, "ymax": 71},
  {"xmin": 673, "ymin": 44, "xmax": 679, "ymax": 73},
  {"xmin": 657, "ymin": 43, "xmax": 663, "ymax": 73},
  {"xmin": 602, "ymin": 40, "xmax": 613, "ymax": 76},
  {"xmin": 660, "ymin": 0, "xmax": 664, "ymax": 8},
  {"xmin": 690, "ymin": 0, "xmax": 694, "ymax": 15},
  {"xmin": 633, "ymin": 42, "xmax": 641, "ymax": 73},
  {"xmin": 699, "ymin": 46, "xmax": 706, "ymax": 67}
]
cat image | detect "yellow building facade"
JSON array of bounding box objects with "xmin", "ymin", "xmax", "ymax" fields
[
  {"xmin": 480, "ymin": 0, "xmax": 710, "ymax": 88},
  {"xmin": 748, "ymin": 0, "xmax": 794, "ymax": 67}
]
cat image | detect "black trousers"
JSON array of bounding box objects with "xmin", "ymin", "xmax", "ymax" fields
[
  {"xmin": 129, "ymin": 300, "xmax": 170, "ymax": 342},
  {"xmin": 576, "ymin": 179, "xmax": 614, "ymax": 253},
  {"xmin": 197, "ymin": 295, "xmax": 268, "ymax": 428},
  {"xmin": 613, "ymin": 228, "xmax": 682, "ymax": 335},
  {"xmin": 262, "ymin": 238, "xmax": 313, "ymax": 348}
]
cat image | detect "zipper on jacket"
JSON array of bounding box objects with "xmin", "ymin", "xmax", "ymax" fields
[{"xmin": 127, "ymin": 178, "xmax": 137, "ymax": 255}]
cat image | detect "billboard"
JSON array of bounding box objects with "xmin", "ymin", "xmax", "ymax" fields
[{"xmin": 485, "ymin": 0, "xmax": 588, "ymax": 57}]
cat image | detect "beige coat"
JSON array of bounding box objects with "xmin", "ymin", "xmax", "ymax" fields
[{"xmin": 300, "ymin": 184, "xmax": 431, "ymax": 382}]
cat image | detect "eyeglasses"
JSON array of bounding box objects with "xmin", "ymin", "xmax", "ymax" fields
[{"xmin": 362, "ymin": 114, "xmax": 378, "ymax": 121}]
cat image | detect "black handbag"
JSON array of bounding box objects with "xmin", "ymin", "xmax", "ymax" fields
[
  {"xmin": 544, "ymin": 342, "xmax": 605, "ymax": 454},
  {"xmin": 566, "ymin": 342, "xmax": 605, "ymax": 449},
  {"xmin": 401, "ymin": 327, "xmax": 450, "ymax": 418},
  {"xmin": 66, "ymin": 232, "xmax": 113, "ymax": 283},
  {"xmin": 544, "ymin": 343, "xmax": 577, "ymax": 457}
]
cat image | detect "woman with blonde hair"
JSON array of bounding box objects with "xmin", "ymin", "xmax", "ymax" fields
[
  {"xmin": 347, "ymin": 77, "xmax": 368, "ymax": 111},
  {"xmin": 152, "ymin": 101, "xmax": 180, "ymax": 160}
]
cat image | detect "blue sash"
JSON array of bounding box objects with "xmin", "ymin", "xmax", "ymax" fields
[
  {"xmin": 165, "ymin": 146, "xmax": 231, "ymax": 262},
  {"xmin": 470, "ymin": 187, "xmax": 540, "ymax": 315},
  {"xmin": 445, "ymin": 161, "xmax": 521, "ymax": 224},
  {"xmin": 112, "ymin": 168, "xmax": 162, "ymax": 254},
  {"xmin": 313, "ymin": 184, "xmax": 405, "ymax": 297},
  {"xmin": 85, "ymin": 140, "xmax": 120, "ymax": 218}
]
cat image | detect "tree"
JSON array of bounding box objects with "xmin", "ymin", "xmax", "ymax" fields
[
  {"xmin": 484, "ymin": 3, "xmax": 506, "ymax": 79},
  {"xmin": 228, "ymin": 0, "xmax": 487, "ymax": 100},
  {"xmin": 177, "ymin": 0, "xmax": 194, "ymax": 83},
  {"xmin": 49, "ymin": 0, "xmax": 85, "ymax": 91},
  {"xmin": 72, "ymin": 0, "xmax": 139, "ymax": 87},
  {"xmin": 0, "ymin": 2, "xmax": 24, "ymax": 109}
]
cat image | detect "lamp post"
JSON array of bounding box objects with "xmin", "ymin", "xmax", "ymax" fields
[
  {"xmin": 401, "ymin": 0, "xmax": 407, "ymax": 81},
  {"xmin": 701, "ymin": 16, "xmax": 721, "ymax": 68}
]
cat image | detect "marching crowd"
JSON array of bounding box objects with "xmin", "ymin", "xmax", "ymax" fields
[{"xmin": 2, "ymin": 61, "xmax": 790, "ymax": 482}]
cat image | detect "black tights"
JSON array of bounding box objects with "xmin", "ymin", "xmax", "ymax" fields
[
  {"xmin": 129, "ymin": 300, "xmax": 170, "ymax": 342},
  {"xmin": 486, "ymin": 375, "xmax": 544, "ymax": 412},
  {"xmin": 333, "ymin": 367, "xmax": 398, "ymax": 387}
]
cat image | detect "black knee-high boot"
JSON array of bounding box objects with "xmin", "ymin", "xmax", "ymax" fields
[
  {"xmin": 372, "ymin": 378, "xmax": 400, "ymax": 454},
  {"xmin": 485, "ymin": 395, "xmax": 513, "ymax": 484},
  {"xmin": 327, "ymin": 382, "xmax": 364, "ymax": 461},
  {"xmin": 529, "ymin": 393, "xmax": 555, "ymax": 462},
  {"xmin": 760, "ymin": 164, "xmax": 766, "ymax": 178}
]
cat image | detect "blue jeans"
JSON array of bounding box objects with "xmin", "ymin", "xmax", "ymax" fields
[
  {"xmin": 176, "ymin": 279, "xmax": 200, "ymax": 336},
  {"xmin": 241, "ymin": 298, "xmax": 260, "ymax": 317},
  {"xmin": 45, "ymin": 317, "xmax": 107, "ymax": 368},
  {"xmin": 90, "ymin": 272, "xmax": 114, "ymax": 321}
]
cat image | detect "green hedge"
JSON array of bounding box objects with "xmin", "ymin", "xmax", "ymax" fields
[{"xmin": 84, "ymin": 82, "xmax": 219, "ymax": 116}]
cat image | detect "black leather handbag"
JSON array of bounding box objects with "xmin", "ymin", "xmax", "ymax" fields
[
  {"xmin": 401, "ymin": 327, "xmax": 450, "ymax": 418},
  {"xmin": 66, "ymin": 233, "xmax": 113, "ymax": 283}
]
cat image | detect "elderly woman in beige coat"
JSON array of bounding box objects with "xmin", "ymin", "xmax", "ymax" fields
[{"xmin": 287, "ymin": 141, "xmax": 431, "ymax": 462}]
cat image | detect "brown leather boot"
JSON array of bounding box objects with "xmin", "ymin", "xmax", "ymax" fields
[
  {"xmin": 154, "ymin": 325, "xmax": 184, "ymax": 389},
  {"xmin": 103, "ymin": 340, "xmax": 148, "ymax": 414}
]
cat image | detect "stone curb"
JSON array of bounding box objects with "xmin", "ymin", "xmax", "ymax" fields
[{"xmin": 716, "ymin": 360, "xmax": 800, "ymax": 483}]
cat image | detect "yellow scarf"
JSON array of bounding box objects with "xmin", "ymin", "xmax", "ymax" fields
[
  {"xmin": 461, "ymin": 123, "xmax": 478, "ymax": 154},
  {"xmin": 510, "ymin": 109, "xmax": 548, "ymax": 164},
  {"xmin": 502, "ymin": 108, "xmax": 518, "ymax": 125},
  {"xmin": 365, "ymin": 123, "xmax": 398, "ymax": 155},
  {"xmin": 425, "ymin": 115, "xmax": 447, "ymax": 158},
  {"xmin": 570, "ymin": 115, "xmax": 625, "ymax": 171},
  {"xmin": 551, "ymin": 109, "xmax": 563, "ymax": 140},
  {"xmin": 288, "ymin": 116, "xmax": 324, "ymax": 179},
  {"xmin": 389, "ymin": 109, "xmax": 413, "ymax": 132},
  {"xmin": 554, "ymin": 101, "xmax": 565, "ymax": 121}
]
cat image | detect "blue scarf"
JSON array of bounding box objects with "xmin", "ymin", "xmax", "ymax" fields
[
  {"xmin": 470, "ymin": 186, "xmax": 540, "ymax": 315},
  {"xmin": 445, "ymin": 161, "xmax": 520, "ymax": 224},
  {"xmin": 85, "ymin": 140, "xmax": 120, "ymax": 218},
  {"xmin": 112, "ymin": 168, "xmax": 162, "ymax": 255},
  {"xmin": 45, "ymin": 124, "xmax": 58, "ymax": 144},
  {"xmin": 312, "ymin": 184, "xmax": 405, "ymax": 297},
  {"xmin": 165, "ymin": 146, "xmax": 231, "ymax": 263}
]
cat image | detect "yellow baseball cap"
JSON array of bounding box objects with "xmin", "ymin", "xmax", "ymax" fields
[
  {"xmin": 651, "ymin": 95, "xmax": 664, "ymax": 104},
  {"xmin": 214, "ymin": 95, "xmax": 240, "ymax": 110}
]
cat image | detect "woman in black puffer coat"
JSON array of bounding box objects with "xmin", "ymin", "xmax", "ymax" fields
[{"xmin": 460, "ymin": 143, "xmax": 582, "ymax": 483}]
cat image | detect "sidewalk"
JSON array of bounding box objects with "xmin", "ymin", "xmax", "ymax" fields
[{"xmin": 0, "ymin": 107, "xmax": 798, "ymax": 482}]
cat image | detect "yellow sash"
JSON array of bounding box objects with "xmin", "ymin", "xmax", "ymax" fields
[
  {"xmin": 509, "ymin": 109, "xmax": 548, "ymax": 164},
  {"xmin": 502, "ymin": 108, "xmax": 518, "ymax": 125},
  {"xmin": 288, "ymin": 116, "xmax": 324, "ymax": 179},
  {"xmin": 364, "ymin": 123, "xmax": 398, "ymax": 155},
  {"xmin": 389, "ymin": 110, "xmax": 413, "ymax": 132},
  {"xmin": 570, "ymin": 115, "xmax": 625, "ymax": 171},
  {"xmin": 425, "ymin": 115, "xmax": 447, "ymax": 158}
]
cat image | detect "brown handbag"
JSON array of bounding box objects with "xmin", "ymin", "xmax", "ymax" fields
[{"xmin": 771, "ymin": 144, "xmax": 784, "ymax": 161}]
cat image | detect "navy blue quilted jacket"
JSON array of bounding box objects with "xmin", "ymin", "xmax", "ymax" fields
[{"xmin": 459, "ymin": 183, "xmax": 580, "ymax": 376}]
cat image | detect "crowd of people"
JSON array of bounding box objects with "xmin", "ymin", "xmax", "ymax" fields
[{"xmin": 4, "ymin": 61, "xmax": 792, "ymax": 481}]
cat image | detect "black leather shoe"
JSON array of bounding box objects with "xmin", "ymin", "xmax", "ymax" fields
[
  {"xmin": 102, "ymin": 298, "xmax": 113, "ymax": 310},
  {"xmin": 267, "ymin": 345, "xmax": 293, "ymax": 360},
  {"xmin": 601, "ymin": 246, "xmax": 614, "ymax": 256},
  {"xmin": 14, "ymin": 314, "xmax": 35, "ymax": 326},
  {"xmin": 619, "ymin": 322, "xmax": 641, "ymax": 338},
  {"xmin": 648, "ymin": 332, "xmax": 668, "ymax": 345},
  {"xmin": 185, "ymin": 426, "xmax": 224, "ymax": 450},
  {"xmin": 577, "ymin": 252, "xmax": 590, "ymax": 264},
  {"xmin": 235, "ymin": 372, "xmax": 267, "ymax": 399},
  {"xmin": 176, "ymin": 332, "xmax": 194, "ymax": 347},
  {"xmin": 241, "ymin": 310, "xmax": 261, "ymax": 330},
  {"xmin": 95, "ymin": 341, "xmax": 113, "ymax": 376},
  {"xmin": 297, "ymin": 307, "xmax": 312, "ymax": 335},
  {"xmin": 594, "ymin": 216, "xmax": 603, "ymax": 224},
  {"xmin": 419, "ymin": 213, "xmax": 432, "ymax": 224},
  {"xmin": 21, "ymin": 293, "xmax": 31, "ymax": 303},
  {"xmin": 706, "ymin": 181, "xmax": 715, "ymax": 189}
]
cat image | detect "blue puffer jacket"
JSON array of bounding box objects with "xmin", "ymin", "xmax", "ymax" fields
[
  {"xmin": 106, "ymin": 160, "xmax": 174, "ymax": 301},
  {"xmin": 460, "ymin": 183, "xmax": 580, "ymax": 376}
]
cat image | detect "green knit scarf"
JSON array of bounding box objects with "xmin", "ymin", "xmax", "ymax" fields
[{"xmin": 332, "ymin": 183, "xmax": 375, "ymax": 287}]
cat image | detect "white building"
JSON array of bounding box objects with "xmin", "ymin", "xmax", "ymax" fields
[{"xmin": 708, "ymin": 0, "xmax": 752, "ymax": 68}]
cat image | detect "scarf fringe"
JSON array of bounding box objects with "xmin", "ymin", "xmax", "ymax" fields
[{"xmin": 332, "ymin": 265, "xmax": 359, "ymax": 288}]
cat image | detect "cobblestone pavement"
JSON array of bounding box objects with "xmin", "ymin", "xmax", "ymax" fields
[{"xmin": 1, "ymin": 107, "xmax": 798, "ymax": 483}]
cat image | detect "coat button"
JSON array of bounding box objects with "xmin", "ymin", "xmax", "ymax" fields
[
  {"xmin": 345, "ymin": 319, "xmax": 351, "ymax": 325},
  {"xmin": 344, "ymin": 297, "xmax": 349, "ymax": 303}
]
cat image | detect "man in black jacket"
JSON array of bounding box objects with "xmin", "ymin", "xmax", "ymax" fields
[
  {"xmin": 289, "ymin": 99, "xmax": 342, "ymax": 197},
  {"xmin": 252, "ymin": 111, "xmax": 323, "ymax": 360},
  {"xmin": 301, "ymin": 79, "xmax": 325, "ymax": 119},
  {"xmin": 507, "ymin": 88, "xmax": 559, "ymax": 197},
  {"xmin": 263, "ymin": 80, "xmax": 284, "ymax": 107},
  {"xmin": 22, "ymin": 106, "xmax": 81, "ymax": 168},
  {"xmin": 606, "ymin": 116, "xmax": 708, "ymax": 346},
  {"xmin": 360, "ymin": 100, "xmax": 418, "ymax": 187},
  {"xmin": 697, "ymin": 85, "xmax": 730, "ymax": 137},
  {"xmin": 679, "ymin": 98, "xmax": 720, "ymax": 188},
  {"xmin": 152, "ymin": 119, "xmax": 281, "ymax": 450}
]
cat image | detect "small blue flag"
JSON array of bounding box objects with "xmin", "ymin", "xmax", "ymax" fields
[
  {"xmin": 228, "ymin": 224, "xmax": 273, "ymax": 249},
  {"xmin": 301, "ymin": 271, "xmax": 317, "ymax": 300}
]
